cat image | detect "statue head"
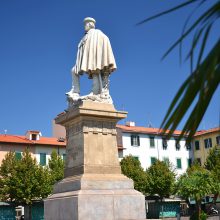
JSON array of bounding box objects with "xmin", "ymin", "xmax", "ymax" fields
[{"xmin": 84, "ymin": 17, "xmax": 96, "ymax": 32}]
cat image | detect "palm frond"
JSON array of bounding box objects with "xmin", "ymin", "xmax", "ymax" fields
[
  {"xmin": 139, "ymin": 0, "xmax": 220, "ymax": 141},
  {"xmin": 137, "ymin": 0, "xmax": 198, "ymax": 25},
  {"xmin": 162, "ymin": 40, "xmax": 220, "ymax": 141},
  {"xmin": 162, "ymin": 1, "xmax": 220, "ymax": 60}
]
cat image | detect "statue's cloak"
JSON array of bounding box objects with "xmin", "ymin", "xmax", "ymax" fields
[{"xmin": 74, "ymin": 29, "xmax": 116, "ymax": 78}]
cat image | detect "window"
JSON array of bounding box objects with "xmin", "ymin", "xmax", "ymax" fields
[
  {"xmin": 32, "ymin": 134, "xmax": 37, "ymax": 140},
  {"xmin": 204, "ymin": 138, "xmax": 212, "ymax": 149},
  {"xmin": 176, "ymin": 158, "xmax": 182, "ymax": 169},
  {"xmin": 196, "ymin": 158, "xmax": 201, "ymax": 165},
  {"xmin": 216, "ymin": 136, "xmax": 220, "ymax": 145},
  {"xmin": 63, "ymin": 154, "xmax": 66, "ymax": 161},
  {"xmin": 133, "ymin": 156, "xmax": 139, "ymax": 161},
  {"xmin": 175, "ymin": 140, "xmax": 180, "ymax": 151},
  {"xmin": 151, "ymin": 157, "xmax": 156, "ymax": 165},
  {"xmin": 150, "ymin": 136, "xmax": 155, "ymax": 148},
  {"xmin": 162, "ymin": 138, "xmax": 167, "ymax": 150},
  {"xmin": 186, "ymin": 143, "xmax": 192, "ymax": 150},
  {"xmin": 15, "ymin": 152, "xmax": 22, "ymax": 160},
  {"xmin": 118, "ymin": 151, "xmax": 123, "ymax": 158},
  {"xmin": 40, "ymin": 153, "xmax": 46, "ymax": 166},
  {"xmin": 163, "ymin": 157, "xmax": 169, "ymax": 165},
  {"xmin": 131, "ymin": 134, "xmax": 140, "ymax": 146},
  {"xmin": 195, "ymin": 141, "xmax": 200, "ymax": 150},
  {"xmin": 188, "ymin": 158, "xmax": 192, "ymax": 167}
]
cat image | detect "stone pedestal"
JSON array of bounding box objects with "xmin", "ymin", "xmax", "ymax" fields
[{"xmin": 44, "ymin": 101, "xmax": 146, "ymax": 220}]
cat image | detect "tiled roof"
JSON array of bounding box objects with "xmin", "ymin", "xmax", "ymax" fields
[
  {"xmin": 117, "ymin": 125, "xmax": 220, "ymax": 138},
  {"xmin": 194, "ymin": 127, "xmax": 220, "ymax": 137},
  {"xmin": 0, "ymin": 134, "xmax": 66, "ymax": 147},
  {"xmin": 116, "ymin": 125, "xmax": 182, "ymax": 136}
]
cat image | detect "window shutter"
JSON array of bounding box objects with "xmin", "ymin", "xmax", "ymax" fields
[
  {"xmin": 209, "ymin": 138, "xmax": 212, "ymax": 148},
  {"xmin": 151, "ymin": 157, "xmax": 156, "ymax": 165},
  {"xmin": 188, "ymin": 159, "xmax": 192, "ymax": 167},
  {"xmin": 131, "ymin": 135, "xmax": 134, "ymax": 146},
  {"xmin": 177, "ymin": 159, "xmax": 182, "ymax": 169},
  {"xmin": 137, "ymin": 136, "xmax": 140, "ymax": 146},
  {"xmin": 15, "ymin": 152, "xmax": 22, "ymax": 160},
  {"xmin": 40, "ymin": 153, "xmax": 46, "ymax": 166}
]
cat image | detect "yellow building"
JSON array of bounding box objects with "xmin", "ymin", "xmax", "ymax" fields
[{"xmin": 193, "ymin": 127, "xmax": 220, "ymax": 166}]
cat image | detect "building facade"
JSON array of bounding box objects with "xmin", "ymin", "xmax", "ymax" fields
[
  {"xmin": 0, "ymin": 130, "xmax": 66, "ymax": 166},
  {"xmin": 193, "ymin": 127, "xmax": 220, "ymax": 166},
  {"xmin": 2, "ymin": 124, "xmax": 219, "ymax": 176},
  {"xmin": 117, "ymin": 122, "xmax": 194, "ymax": 176}
]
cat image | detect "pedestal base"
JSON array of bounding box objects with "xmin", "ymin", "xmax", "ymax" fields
[
  {"xmin": 45, "ymin": 102, "xmax": 146, "ymax": 219},
  {"xmin": 44, "ymin": 175, "xmax": 146, "ymax": 220}
]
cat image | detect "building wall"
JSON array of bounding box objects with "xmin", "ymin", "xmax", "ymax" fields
[
  {"xmin": 0, "ymin": 142, "xmax": 66, "ymax": 166},
  {"xmin": 0, "ymin": 143, "xmax": 35, "ymax": 165},
  {"xmin": 52, "ymin": 120, "xmax": 66, "ymax": 139},
  {"xmin": 122, "ymin": 132, "xmax": 193, "ymax": 176},
  {"xmin": 193, "ymin": 131, "xmax": 220, "ymax": 166},
  {"xmin": 35, "ymin": 145, "xmax": 66, "ymax": 166}
]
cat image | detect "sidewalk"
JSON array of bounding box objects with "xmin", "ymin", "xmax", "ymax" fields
[{"xmin": 150, "ymin": 216, "xmax": 220, "ymax": 220}]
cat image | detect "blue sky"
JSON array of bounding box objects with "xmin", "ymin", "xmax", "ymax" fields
[{"xmin": 0, "ymin": 0, "xmax": 219, "ymax": 136}]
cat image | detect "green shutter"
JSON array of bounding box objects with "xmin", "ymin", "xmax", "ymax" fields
[
  {"xmin": 15, "ymin": 152, "xmax": 22, "ymax": 160},
  {"xmin": 40, "ymin": 153, "xmax": 46, "ymax": 166},
  {"xmin": 163, "ymin": 157, "xmax": 169, "ymax": 165},
  {"xmin": 188, "ymin": 159, "xmax": 192, "ymax": 167},
  {"xmin": 63, "ymin": 154, "xmax": 66, "ymax": 161},
  {"xmin": 177, "ymin": 159, "xmax": 182, "ymax": 169},
  {"xmin": 133, "ymin": 156, "xmax": 139, "ymax": 161},
  {"xmin": 131, "ymin": 135, "xmax": 134, "ymax": 146},
  {"xmin": 150, "ymin": 137, "xmax": 155, "ymax": 147},
  {"xmin": 151, "ymin": 157, "xmax": 156, "ymax": 165},
  {"xmin": 137, "ymin": 136, "xmax": 140, "ymax": 146}
]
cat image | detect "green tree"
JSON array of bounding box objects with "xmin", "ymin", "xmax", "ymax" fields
[
  {"xmin": 205, "ymin": 146, "xmax": 220, "ymax": 204},
  {"xmin": 176, "ymin": 166, "xmax": 213, "ymax": 220},
  {"xmin": 0, "ymin": 151, "xmax": 18, "ymax": 200},
  {"xmin": 0, "ymin": 149, "xmax": 53, "ymax": 220},
  {"xmin": 146, "ymin": 160, "xmax": 176, "ymax": 199},
  {"xmin": 139, "ymin": 0, "xmax": 220, "ymax": 141},
  {"xmin": 48, "ymin": 150, "xmax": 64, "ymax": 183},
  {"xmin": 120, "ymin": 155, "xmax": 147, "ymax": 194}
]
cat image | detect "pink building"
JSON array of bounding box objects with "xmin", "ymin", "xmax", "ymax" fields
[{"xmin": 0, "ymin": 130, "xmax": 66, "ymax": 166}]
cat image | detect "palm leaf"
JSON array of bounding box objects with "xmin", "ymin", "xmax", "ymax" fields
[
  {"xmin": 179, "ymin": 0, "xmax": 207, "ymax": 64},
  {"xmin": 162, "ymin": 2, "xmax": 220, "ymax": 60},
  {"xmin": 139, "ymin": 0, "xmax": 220, "ymax": 141},
  {"xmin": 162, "ymin": 40, "xmax": 220, "ymax": 141},
  {"xmin": 137, "ymin": 0, "xmax": 198, "ymax": 25}
]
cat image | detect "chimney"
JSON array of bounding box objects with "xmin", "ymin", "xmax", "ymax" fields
[{"xmin": 126, "ymin": 121, "xmax": 135, "ymax": 127}]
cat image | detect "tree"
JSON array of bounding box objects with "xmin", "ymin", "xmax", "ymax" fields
[
  {"xmin": 205, "ymin": 146, "xmax": 220, "ymax": 205},
  {"xmin": 120, "ymin": 155, "xmax": 147, "ymax": 194},
  {"xmin": 0, "ymin": 149, "xmax": 53, "ymax": 220},
  {"xmin": 176, "ymin": 166, "xmax": 214, "ymax": 220},
  {"xmin": 48, "ymin": 150, "xmax": 64, "ymax": 184},
  {"xmin": 146, "ymin": 160, "xmax": 176, "ymax": 199},
  {"xmin": 138, "ymin": 0, "xmax": 220, "ymax": 141},
  {"xmin": 0, "ymin": 151, "xmax": 18, "ymax": 200}
]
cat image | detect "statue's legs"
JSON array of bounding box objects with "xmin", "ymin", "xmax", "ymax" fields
[
  {"xmin": 101, "ymin": 72, "xmax": 110, "ymax": 95},
  {"xmin": 66, "ymin": 71, "xmax": 80, "ymax": 100},
  {"xmin": 92, "ymin": 74, "xmax": 101, "ymax": 95},
  {"xmin": 72, "ymin": 72, "xmax": 80, "ymax": 95}
]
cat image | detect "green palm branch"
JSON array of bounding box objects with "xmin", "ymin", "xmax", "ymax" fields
[{"xmin": 138, "ymin": 0, "xmax": 220, "ymax": 141}]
